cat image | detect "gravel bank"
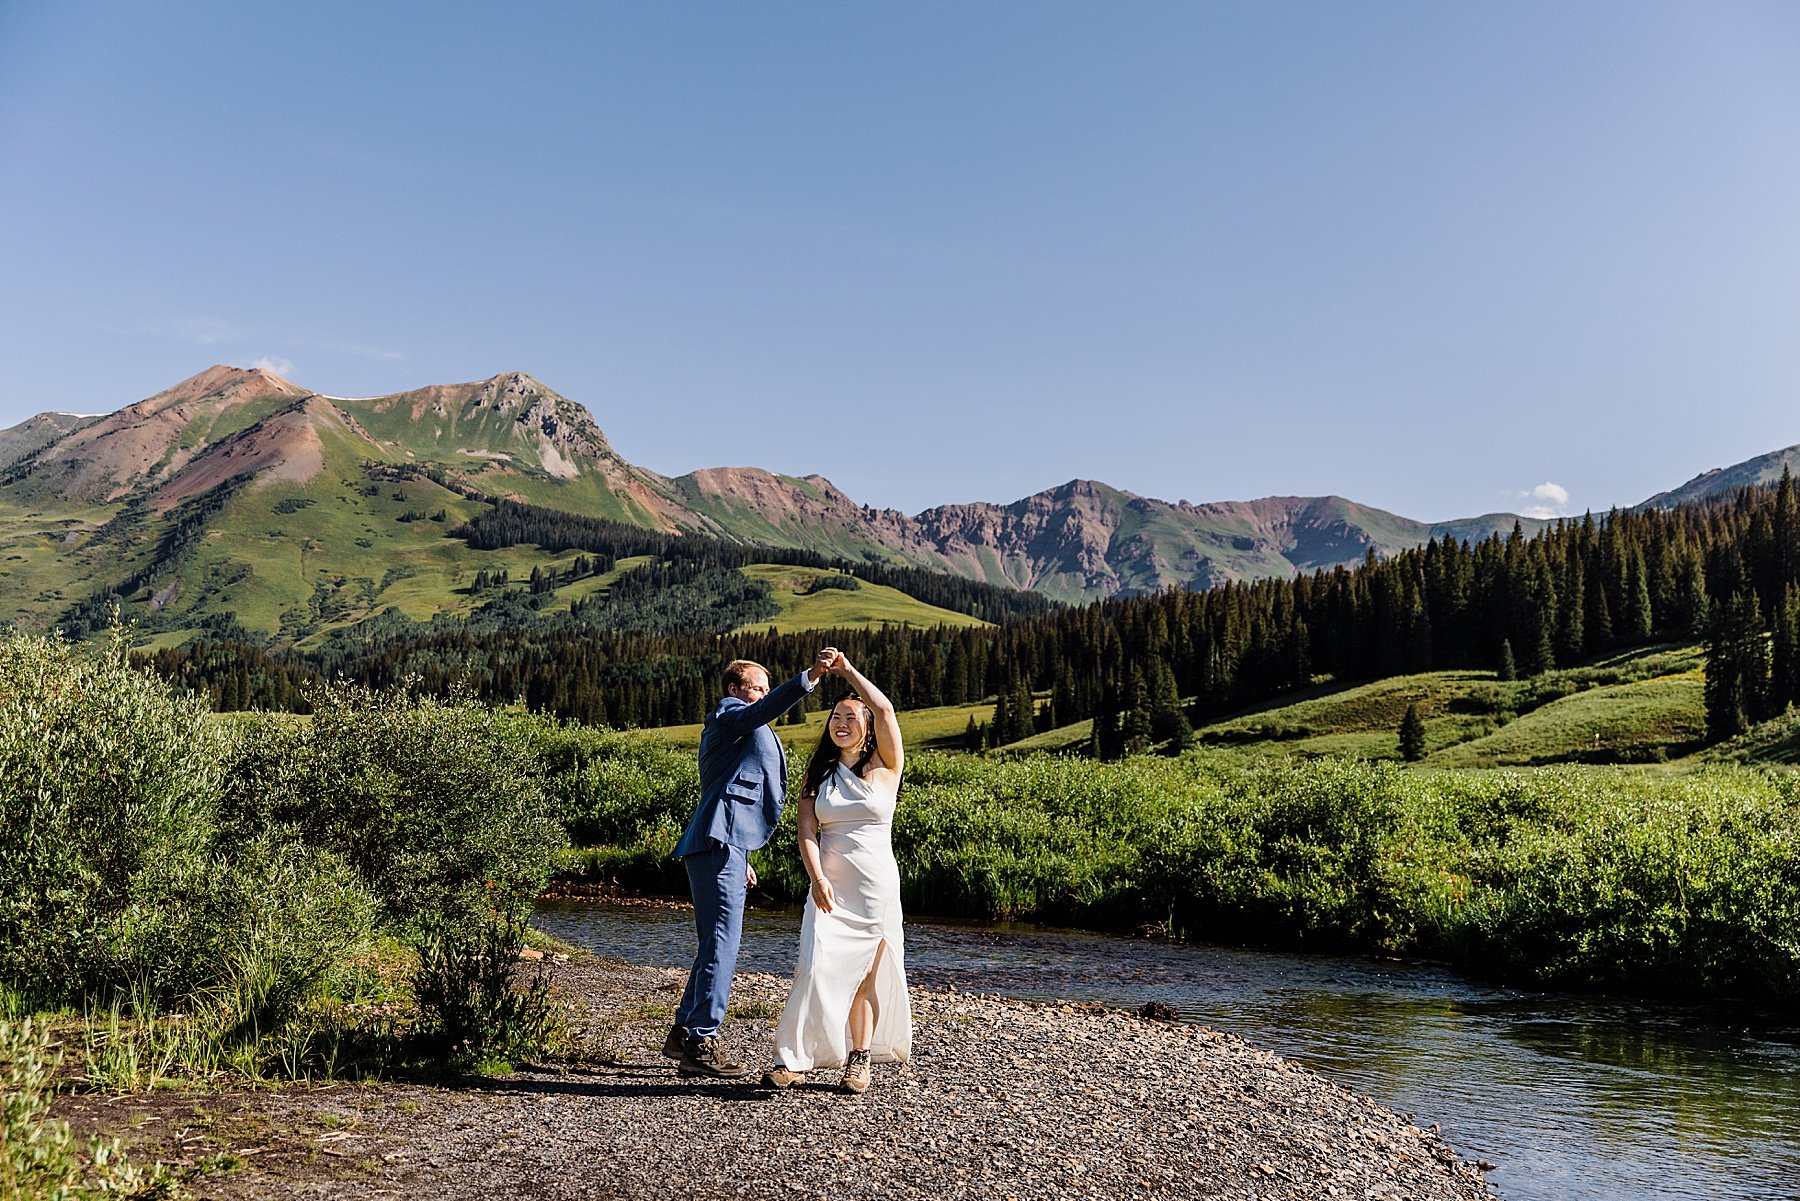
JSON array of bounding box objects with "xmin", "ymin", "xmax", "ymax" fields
[{"xmin": 60, "ymin": 957, "xmax": 1494, "ymax": 1200}]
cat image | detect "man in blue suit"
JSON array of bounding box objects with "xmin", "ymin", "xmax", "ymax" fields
[{"xmin": 666, "ymin": 651, "xmax": 831, "ymax": 1077}]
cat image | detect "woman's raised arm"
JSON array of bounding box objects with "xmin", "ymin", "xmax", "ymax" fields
[{"xmin": 830, "ymin": 653, "xmax": 903, "ymax": 775}]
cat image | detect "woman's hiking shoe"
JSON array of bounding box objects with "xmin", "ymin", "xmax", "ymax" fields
[
  {"xmin": 761, "ymin": 1064, "xmax": 805, "ymax": 1089},
  {"xmin": 841, "ymin": 1049, "xmax": 871, "ymax": 1094},
  {"xmin": 678, "ymin": 1035, "xmax": 747, "ymax": 1078},
  {"xmin": 661, "ymin": 1024, "xmax": 686, "ymax": 1060}
]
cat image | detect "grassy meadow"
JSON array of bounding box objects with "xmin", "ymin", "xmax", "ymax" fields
[
  {"xmin": 1065, "ymin": 644, "xmax": 1716, "ymax": 768},
  {"xmin": 732, "ymin": 563, "xmax": 989, "ymax": 634}
]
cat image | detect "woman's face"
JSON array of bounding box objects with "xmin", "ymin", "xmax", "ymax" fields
[{"xmin": 827, "ymin": 700, "xmax": 870, "ymax": 754}]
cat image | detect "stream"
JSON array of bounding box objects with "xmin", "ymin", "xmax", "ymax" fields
[{"xmin": 534, "ymin": 900, "xmax": 1800, "ymax": 1201}]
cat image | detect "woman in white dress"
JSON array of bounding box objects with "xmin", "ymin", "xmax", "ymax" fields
[{"xmin": 762, "ymin": 650, "xmax": 911, "ymax": 1094}]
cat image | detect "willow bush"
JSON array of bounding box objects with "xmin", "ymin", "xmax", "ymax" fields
[
  {"xmin": 0, "ymin": 629, "xmax": 369, "ymax": 1016},
  {"xmin": 224, "ymin": 683, "xmax": 566, "ymax": 934},
  {"xmin": 1, "ymin": 631, "xmax": 568, "ymax": 1076}
]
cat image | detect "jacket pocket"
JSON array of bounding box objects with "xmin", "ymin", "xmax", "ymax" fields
[{"xmin": 724, "ymin": 774, "xmax": 761, "ymax": 804}]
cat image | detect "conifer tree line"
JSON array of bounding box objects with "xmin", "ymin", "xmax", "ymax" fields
[{"xmin": 138, "ymin": 474, "xmax": 1800, "ymax": 749}]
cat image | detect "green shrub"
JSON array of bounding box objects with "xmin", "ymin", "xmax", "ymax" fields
[
  {"xmin": 412, "ymin": 915, "xmax": 563, "ymax": 1068},
  {"xmin": 0, "ymin": 629, "xmax": 222, "ymax": 1001},
  {"xmin": 224, "ymin": 683, "xmax": 566, "ymax": 934},
  {"xmin": 527, "ymin": 721, "xmax": 698, "ymax": 848},
  {"xmin": 0, "ymin": 631, "xmax": 379, "ymax": 1023},
  {"xmin": 194, "ymin": 835, "xmax": 375, "ymax": 1040}
]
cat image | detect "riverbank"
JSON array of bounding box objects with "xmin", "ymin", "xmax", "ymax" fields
[
  {"xmin": 556, "ymin": 738, "xmax": 1800, "ymax": 1001},
  {"xmin": 55, "ymin": 956, "xmax": 1492, "ymax": 1200}
]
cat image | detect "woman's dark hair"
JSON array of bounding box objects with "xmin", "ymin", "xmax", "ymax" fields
[{"xmin": 801, "ymin": 696, "xmax": 877, "ymax": 800}]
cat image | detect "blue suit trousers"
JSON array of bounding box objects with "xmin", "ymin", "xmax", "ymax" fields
[{"xmin": 676, "ymin": 843, "xmax": 747, "ymax": 1039}]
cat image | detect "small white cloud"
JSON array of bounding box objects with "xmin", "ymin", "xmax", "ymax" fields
[
  {"xmin": 240, "ymin": 355, "xmax": 296, "ymax": 378},
  {"xmin": 143, "ymin": 313, "xmax": 249, "ymax": 345},
  {"xmin": 318, "ymin": 338, "xmax": 405, "ymax": 362},
  {"xmin": 1517, "ymin": 481, "xmax": 1571, "ymax": 520}
]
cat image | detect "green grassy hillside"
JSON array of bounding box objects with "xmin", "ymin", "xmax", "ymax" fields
[
  {"xmin": 0, "ymin": 498, "xmax": 120, "ymax": 629},
  {"xmin": 945, "ymin": 644, "xmax": 1713, "ymax": 767},
  {"xmin": 1428, "ymin": 672, "xmax": 1704, "ymax": 766},
  {"xmin": 1195, "ymin": 670, "xmax": 1500, "ymax": 759},
  {"xmin": 1191, "ymin": 645, "xmax": 1708, "ymax": 766},
  {"xmin": 6, "ymin": 413, "xmax": 999, "ymax": 648},
  {"xmin": 732, "ymin": 564, "xmax": 989, "ymax": 634}
]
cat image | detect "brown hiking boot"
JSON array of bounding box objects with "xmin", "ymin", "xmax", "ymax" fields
[
  {"xmin": 678, "ymin": 1035, "xmax": 747, "ymax": 1078},
  {"xmin": 841, "ymin": 1049, "xmax": 871, "ymax": 1094},
  {"xmin": 661, "ymin": 1024, "xmax": 685, "ymax": 1060},
  {"xmin": 761, "ymin": 1064, "xmax": 805, "ymax": 1089}
]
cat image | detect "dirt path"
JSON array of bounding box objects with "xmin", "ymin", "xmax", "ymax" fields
[{"xmin": 57, "ymin": 958, "xmax": 1494, "ymax": 1200}]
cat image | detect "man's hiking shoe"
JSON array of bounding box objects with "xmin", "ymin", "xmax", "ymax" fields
[
  {"xmin": 761, "ymin": 1064, "xmax": 805, "ymax": 1089},
  {"xmin": 679, "ymin": 1035, "xmax": 747, "ymax": 1078},
  {"xmin": 661, "ymin": 1024, "xmax": 686, "ymax": 1060},
  {"xmin": 841, "ymin": 1049, "xmax": 871, "ymax": 1094}
]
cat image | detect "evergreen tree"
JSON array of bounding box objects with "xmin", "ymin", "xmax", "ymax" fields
[
  {"xmin": 1705, "ymin": 591, "xmax": 1769, "ymax": 742},
  {"xmin": 1586, "ymin": 566, "xmax": 1615, "ymax": 650},
  {"xmin": 988, "ymin": 669, "xmax": 1036, "ymax": 746},
  {"xmin": 1012, "ymin": 673, "xmax": 1038, "ymax": 740},
  {"xmin": 988, "ymin": 686, "xmax": 1012, "ymax": 749},
  {"xmin": 1681, "ymin": 554, "xmax": 1710, "ymax": 639},
  {"xmin": 1497, "ymin": 639, "xmax": 1517, "ymax": 682},
  {"xmin": 1091, "ymin": 679, "xmax": 1123, "ymax": 761},
  {"xmin": 1772, "ymin": 586, "xmax": 1800, "ymax": 714},
  {"xmin": 1398, "ymin": 702, "xmax": 1427, "ymax": 762},
  {"xmin": 1520, "ymin": 559, "xmax": 1556, "ymax": 676},
  {"xmin": 1120, "ymin": 666, "xmax": 1153, "ymax": 756},
  {"xmin": 1146, "ymin": 657, "xmax": 1191, "ymax": 749},
  {"xmin": 1557, "ymin": 560, "xmax": 1586, "ymax": 664},
  {"xmin": 1626, "ymin": 549, "xmax": 1655, "ymax": 643}
]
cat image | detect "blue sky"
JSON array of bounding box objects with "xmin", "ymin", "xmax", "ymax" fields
[{"xmin": 3, "ymin": 1, "xmax": 1799, "ymax": 520}]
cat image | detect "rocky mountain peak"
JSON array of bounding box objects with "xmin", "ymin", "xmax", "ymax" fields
[
  {"xmin": 468, "ymin": 371, "xmax": 553, "ymax": 412},
  {"xmin": 133, "ymin": 364, "xmax": 307, "ymax": 417}
]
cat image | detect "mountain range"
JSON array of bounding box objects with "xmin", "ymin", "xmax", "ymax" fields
[{"xmin": 0, "ymin": 365, "xmax": 1785, "ymax": 644}]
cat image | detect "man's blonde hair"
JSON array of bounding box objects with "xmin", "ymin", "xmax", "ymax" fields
[{"xmin": 723, "ymin": 659, "xmax": 769, "ymax": 690}]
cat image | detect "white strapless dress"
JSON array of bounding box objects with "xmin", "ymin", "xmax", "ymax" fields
[{"xmin": 773, "ymin": 762, "xmax": 912, "ymax": 1069}]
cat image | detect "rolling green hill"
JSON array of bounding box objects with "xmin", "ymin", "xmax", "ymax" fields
[
  {"xmin": 963, "ymin": 644, "xmax": 1713, "ymax": 766},
  {"xmin": 732, "ymin": 564, "xmax": 988, "ymax": 634}
]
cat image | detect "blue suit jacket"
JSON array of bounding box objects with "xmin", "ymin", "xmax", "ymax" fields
[{"xmin": 672, "ymin": 671, "xmax": 814, "ymax": 859}]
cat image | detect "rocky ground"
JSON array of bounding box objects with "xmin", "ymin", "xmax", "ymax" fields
[{"xmin": 56, "ymin": 957, "xmax": 1494, "ymax": 1200}]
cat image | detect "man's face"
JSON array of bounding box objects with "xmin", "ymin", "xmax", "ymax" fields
[{"xmin": 727, "ymin": 668, "xmax": 771, "ymax": 703}]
